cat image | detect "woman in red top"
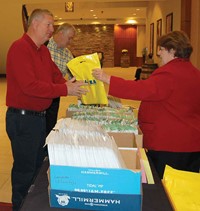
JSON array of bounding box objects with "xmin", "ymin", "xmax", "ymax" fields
[{"xmin": 93, "ymin": 31, "xmax": 200, "ymax": 179}]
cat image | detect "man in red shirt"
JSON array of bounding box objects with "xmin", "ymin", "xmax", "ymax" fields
[{"xmin": 6, "ymin": 9, "xmax": 87, "ymax": 211}]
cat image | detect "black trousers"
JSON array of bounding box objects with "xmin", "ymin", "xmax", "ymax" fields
[
  {"xmin": 147, "ymin": 150, "xmax": 200, "ymax": 179},
  {"xmin": 134, "ymin": 67, "xmax": 142, "ymax": 81},
  {"xmin": 45, "ymin": 97, "xmax": 60, "ymax": 137},
  {"xmin": 6, "ymin": 110, "xmax": 46, "ymax": 211}
]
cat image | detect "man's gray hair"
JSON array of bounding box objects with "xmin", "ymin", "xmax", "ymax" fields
[
  {"xmin": 55, "ymin": 23, "xmax": 76, "ymax": 34},
  {"xmin": 28, "ymin": 9, "xmax": 53, "ymax": 27}
]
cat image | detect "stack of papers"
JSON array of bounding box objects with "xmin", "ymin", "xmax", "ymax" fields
[
  {"xmin": 46, "ymin": 118, "xmax": 126, "ymax": 169},
  {"xmin": 71, "ymin": 109, "xmax": 138, "ymax": 134}
]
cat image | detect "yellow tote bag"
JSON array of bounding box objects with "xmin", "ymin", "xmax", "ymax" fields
[
  {"xmin": 67, "ymin": 53, "xmax": 108, "ymax": 105},
  {"xmin": 162, "ymin": 165, "xmax": 200, "ymax": 211}
]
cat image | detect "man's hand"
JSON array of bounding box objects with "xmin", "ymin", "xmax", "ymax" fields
[
  {"xmin": 66, "ymin": 77, "xmax": 88, "ymax": 97},
  {"xmin": 92, "ymin": 68, "xmax": 111, "ymax": 84}
]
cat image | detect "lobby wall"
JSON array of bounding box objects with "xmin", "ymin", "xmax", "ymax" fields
[
  {"xmin": 1, "ymin": 0, "xmax": 200, "ymax": 73},
  {"xmin": 70, "ymin": 24, "xmax": 114, "ymax": 67},
  {"xmin": 0, "ymin": 2, "xmax": 24, "ymax": 75},
  {"xmin": 146, "ymin": 0, "xmax": 181, "ymax": 65},
  {"xmin": 56, "ymin": 24, "xmax": 141, "ymax": 67}
]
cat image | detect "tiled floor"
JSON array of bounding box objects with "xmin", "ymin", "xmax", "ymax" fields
[{"xmin": 0, "ymin": 67, "xmax": 140, "ymax": 203}]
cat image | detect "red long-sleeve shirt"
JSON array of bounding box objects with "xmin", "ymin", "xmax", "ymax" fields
[
  {"xmin": 109, "ymin": 58, "xmax": 200, "ymax": 152},
  {"xmin": 6, "ymin": 34, "xmax": 67, "ymax": 111}
]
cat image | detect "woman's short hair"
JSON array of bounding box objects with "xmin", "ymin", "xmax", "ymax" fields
[
  {"xmin": 157, "ymin": 31, "xmax": 193, "ymax": 58},
  {"xmin": 28, "ymin": 9, "xmax": 53, "ymax": 27}
]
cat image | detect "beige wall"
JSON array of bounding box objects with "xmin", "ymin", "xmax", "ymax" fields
[
  {"xmin": 146, "ymin": 0, "xmax": 181, "ymax": 64},
  {"xmin": 1, "ymin": 0, "xmax": 200, "ymax": 73},
  {"xmin": 137, "ymin": 25, "xmax": 146, "ymax": 58},
  {"xmin": 0, "ymin": 2, "xmax": 24, "ymax": 74}
]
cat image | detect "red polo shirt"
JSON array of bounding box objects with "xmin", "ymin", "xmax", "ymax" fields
[{"xmin": 6, "ymin": 34, "xmax": 67, "ymax": 111}]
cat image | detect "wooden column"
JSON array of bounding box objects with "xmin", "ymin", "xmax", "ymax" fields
[
  {"xmin": 190, "ymin": 0, "xmax": 200, "ymax": 69},
  {"xmin": 181, "ymin": 0, "xmax": 191, "ymax": 38}
]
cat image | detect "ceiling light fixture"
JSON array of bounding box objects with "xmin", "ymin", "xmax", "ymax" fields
[
  {"xmin": 126, "ymin": 19, "xmax": 137, "ymax": 24},
  {"xmin": 92, "ymin": 21, "xmax": 100, "ymax": 25},
  {"xmin": 58, "ymin": 22, "xmax": 65, "ymax": 25}
]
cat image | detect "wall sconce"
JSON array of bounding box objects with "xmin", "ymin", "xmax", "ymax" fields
[{"xmin": 65, "ymin": 2, "xmax": 74, "ymax": 12}]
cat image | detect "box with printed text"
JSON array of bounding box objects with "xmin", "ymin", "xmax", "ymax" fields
[{"xmin": 48, "ymin": 148, "xmax": 142, "ymax": 211}]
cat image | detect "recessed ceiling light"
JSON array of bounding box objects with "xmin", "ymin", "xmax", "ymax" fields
[
  {"xmin": 92, "ymin": 21, "xmax": 100, "ymax": 25},
  {"xmin": 58, "ymin": 22, "xmax": 65, "ymax": 25},
  {"xmin": 126, "ymin": 19, "xmax": 137, "ymax": 24}
]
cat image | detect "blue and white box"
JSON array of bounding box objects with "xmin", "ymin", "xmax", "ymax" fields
[{"xmin": 49, "ymin": 163, "xmax": 142, "ymax": 211}]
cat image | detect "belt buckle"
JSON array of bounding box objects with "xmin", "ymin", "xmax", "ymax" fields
[{"xmin": 21, "ymin": 110, "xmax": 26, "ymax": 115}]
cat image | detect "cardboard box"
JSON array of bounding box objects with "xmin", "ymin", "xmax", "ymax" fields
[
  {"xmin": 119, "ymin": 148, "xmax": 141, "ymax": 171},
  {"xmin": 136, "ymin": 127, "xmax": 143, "ymax": 148},
  {"xmin": 48, "ymin": 148, "xmax": 142, "ymax": 211},
  {"xmin": 108, "ymin": 132, "xmax": 135, "ymax": 148},
  {"xmin": 108, "ymin": 127, "xmax": 143, "ymax": 148},
  {"xmin": 65, "ymin": 114, "xmax": 143, "ymax": 148},
  {"xmin": 66, "ymin": 107, "xmax": 143, "ymax": 149},
  {"xmin": 66, "ymin": 110, "xmax": 75, "ymax": 118}
]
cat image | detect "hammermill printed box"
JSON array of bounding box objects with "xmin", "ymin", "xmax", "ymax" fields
[{"xmin": 48, "ymin": 148, "xmax": 142, "ymax": 211}]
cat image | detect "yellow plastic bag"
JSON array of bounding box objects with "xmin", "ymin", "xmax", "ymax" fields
[
  {"xmin": 67, "ymin": 53, "xmax": 108, "ymax": 105},
  {"xmin": 162, "ymin": 165, "xmax": 200, "ymax": 211}
]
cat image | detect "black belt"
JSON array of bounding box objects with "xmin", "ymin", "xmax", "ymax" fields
[{"xmin": 8, "ymin": 107, "xmax": 46, "ymax": 117}]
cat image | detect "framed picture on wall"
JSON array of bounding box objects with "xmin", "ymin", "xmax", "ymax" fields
[
  {"xmin": 65, "ymin": 2, "xmax": 74, "ymax": 12},
  {"xmin": 157, "ymin": 19, "xmax": 162, "ymax": 38},
  {"xmin": 150, "ymin": 23, "xmax": 154, "ymax": 55},
  {"xmin": 166, "ymin": 13, "xmax": 173, "ymax": 33}
]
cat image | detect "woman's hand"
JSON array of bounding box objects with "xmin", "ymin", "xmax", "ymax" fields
[{"xmin": 92, "ymin": 68, "xmax": 111, "ymax": 84}]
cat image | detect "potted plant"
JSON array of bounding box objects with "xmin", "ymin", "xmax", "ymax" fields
[{"xmin": 121, "ymin": 49, "xmax": 130, "ymax": 68}]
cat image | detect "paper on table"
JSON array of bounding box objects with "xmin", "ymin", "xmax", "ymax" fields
[
  {"xmin": 139, "ymin": 148, "xmax": 154, "ymax": 184},
  {"xmin": 46, "ymin": 118, "xmax": 126, "ymax": 169},
  {"xmin": 163, "ymin": 165, "xmax": 200, "ymax": 211}
]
